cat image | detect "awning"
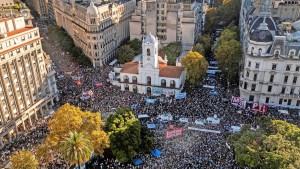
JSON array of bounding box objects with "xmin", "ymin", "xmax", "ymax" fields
[
  {"xmin": 133, "ymin": 158, "xmax": 143, "ymax": 166},
  {"xmin": 151, "ymin": 149, "xmax": 162, "ymax": 157}
]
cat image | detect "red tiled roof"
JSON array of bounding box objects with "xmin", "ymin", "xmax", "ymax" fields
[
  {"xmin": 7, "ymin": 27, "xmax": 33, "ymax": 37},
  {"xmin": 120, "ymin": 62, "xmax": 139, "ymax": 74},
  {"xmin": 0, "ymin": 37, "xmax": 42, "ymax": 55},
  {"xmin": 159, "ymin": 65, "xmax": 184, "ymax": 78},
  {"xmin": 120, "ymin": 61, "xmax": 185, "ymax": 78}
]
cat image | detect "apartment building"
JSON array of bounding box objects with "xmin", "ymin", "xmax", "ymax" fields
[
  {"xmin": 0, "ymin": 17, "xmax": 58, "ymax": 148},
  {"xmin": 54, "ymin": 0, "xmax": 136, "ymax": 67},
  {"xmin": 48, "ymin": 0, "xmax": 55, "ymax": 22},
  {"xmin": 0, "ymin": 0, "xmax": 14, "ymax": 7},
  {"xmin": 239, "ymin": 0, "xmax": 300, "ymax": 108},
  {"xmin": 26, "ymin": 0, "xmax": 49, "ymax": 19},
  {"xmin": 0, "ymin": 5, "xmax": 34, "ymax": 27},
  {"xmin": 130, "ymin": 0, "xmax": 203, "ymax": 50}
]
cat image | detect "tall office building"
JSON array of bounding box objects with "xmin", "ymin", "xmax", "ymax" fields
[
  {"xmin": 130, "ymin": 0, "xmax": 203, "ymax": 50},
  {"xmin": 54, "ymin": 0, "xmax": 136, "ymax": 67},
  {"xmin": 0, "ymin": 17, "xmax": 58, "ymax": 148}
]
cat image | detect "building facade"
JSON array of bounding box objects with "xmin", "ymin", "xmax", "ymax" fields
[
  {"xmin": 0, "ymin": 0, "xmax": 14, "ymax": 7},
  {"xmin": 110, "ymin": 33, "xmax": 186, "ymax": 95},
  {"xmin": 26, "ymin": 0, "xmax": 49, "ymax": 19},
  {"xmin": 239, "ymin": 0, "xmax": 300, "ymax": 108},
  {"xmin": 54, "ymin": 0, "xmax": 136, "ymax": 67},
  {"xmin": 0, "ymin": 17, "xmax": 58, "ymax": 148},
  {"xmin": 130, "ymin": 0, "xmax": 203, "ymax": 50},
  {"xmin": 48, "ymin": 0, "xmax": 55, "ymax": 22}
]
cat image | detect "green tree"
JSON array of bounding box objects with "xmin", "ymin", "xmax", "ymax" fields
[
  {"xmin": 214, "ymin": 39, "xmax": 242, "ymax": 84},
  {"xmin": 229, "ymin": 120, "xmax": 300, "ymax": 169},
  {"xmin": 127, "ymin": 38, "xmax": 142, "ymax": 55},
  {"xmin": 105, "ymin": 107, "xmax": 154, "ymax": 163},
  {"xmin": 215, "ymin": 28, "xmax": 238, "ymax": 48},
  {"xmin": 181, "ymin": 51, "xmax": 208, "ymax": 85},
  {"xmin": 11, "ymin": 150, "xmax": 38, "ymax": 169},
  {"xmin": 60, "ymin": 131, "xmax": 94, "ymax": 168},
  {"xmin": 38, "ymin": 104, "xmax": 109, "ymax": 162},
  {"xmin": 192, "ymin": 43, "xmax": 205, "ymax": 56},
  {"xmin": 160, "ymin": 42, "xmax": 182, "ymax": 66},
  {"xmin": 204, "ymin": 8, "xmax": 220, "ymax": 33},
  {"xmin": 116, "ymin": 45, "xmax": 135, "ymax": 64},
  {"xmin": 197, "ymin": 34, "xmax": 212, "ymax": 55}
]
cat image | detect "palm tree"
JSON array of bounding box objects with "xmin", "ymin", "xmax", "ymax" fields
[{"xmin": 60, "ymin": 131, "xmax": 93, "ymax": 169}]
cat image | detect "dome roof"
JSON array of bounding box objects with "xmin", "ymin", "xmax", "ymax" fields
[
  {"xmin": 144, "ymin": 33, "xmax": 156, "ymax": 43},
  {"xmin": 250, "ymin": 29, "xmax": 273, "ymax": 42},
  {"xmin": 87, "ymin": 2, "xmax": 98, "ymax": 16}
]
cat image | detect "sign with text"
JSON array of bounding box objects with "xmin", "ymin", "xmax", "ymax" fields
[
  {"xmin": 152, "ymin": 87, "xmax": 163, "ymax": 95},
  {"xmin": 175, "ymin": 92, "xmax": 187, "ymax": 99},
  {"xmin": 163, "ymin": 89, "xmax": 175, "ymax": 96},
  {"xmin": 231, "ymin": 96, "xmax": 246, "ymax": 109},
  {"xmin": 165, "ymin": 128, "xmax": 183, "ymax": 140}
]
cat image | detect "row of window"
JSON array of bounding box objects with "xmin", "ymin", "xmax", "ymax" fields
[
  {"xmin": 245, "ymin": 71, "xmax": 298, "ymax": 84},
  {"xmin": 248, "ymin": 61, "xmax": 300, "ymax": 71},
  {"xmin": 243, "ymin": 82, "xmax": 300, "ymax": 94},
  {"xmin": 123, "ymin": 75, "xmax": 176, "ymax": 87},
  {"xmin": 248, "ymin": 95, "xmax": 300, "ymax": 106}
]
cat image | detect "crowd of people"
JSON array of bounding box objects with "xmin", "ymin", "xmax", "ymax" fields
[{"xmin": 1, "ymin": 21, "xmax": 300, "ymax": 169}]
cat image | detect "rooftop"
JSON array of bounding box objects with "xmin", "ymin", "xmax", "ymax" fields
[
  {"xmin": 6, "ymin": 27, "xmax": 33, "ymax": 37},
  {"xmin": 120, "ymin": 61, "xmax": 184, "ymax": 78}
]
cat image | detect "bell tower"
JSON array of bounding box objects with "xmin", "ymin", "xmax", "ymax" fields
[{"xmin": 142, "ymin": 33, "xmax": 159, "ymax": 69}]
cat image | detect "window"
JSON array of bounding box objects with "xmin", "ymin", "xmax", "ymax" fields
[
  {"xmin": 281, "ymin": 86, "xmax": 286, "ymax": 94},
  {"xmin": 244, "ymin": 82, "xmax": 248, "ymax": 89},
  {"xmin": 246, "ymin": 71, "xmax": 249, "ymax": 77},
  {"xmin": 297, "ymin": 100, "xmax": 300, "ymax": 106},
  {"xmin": 275, "ymin": 50, "xmax": 279, "ymax": 57},
  {"xmin": 272, "ymin": 64, "xmax": 277, "ymax": 70},
  {"xmin": 248, "ymin": 61, "xmax": 251, "ymax": 67},
  {"xmin": 170, "ymin": 80, "xmax": 176, "ymax": 88},
  {"xmin": 267, "ymin": 86, "xmax": 272, "ymax": 92},
  {"xmin": 249, "ymin": 95, "xmax": 254, "ymax": 102},
  {"xmin": 293, "ymin": 76, "xmax": 298, "ymax": 84},
  {"xmin": 147, "ymin": 48, "xmax": 150, "ymax": 56},
  {"xmin": 290, "ymin": 87, "xmax": 295, "ymax": 94},
  {"xmin": 296, "ymin": 66, "xmax": 300, "ymax": 72},
  {"xmin": 255, "ymin": 63, "xmax": 260, "ymax": 69},
  {"xmin": 286, "ymin": 65, "xmax": 291, "ymax": 71},
  {"xmin": 287, "ymin": 99, "xmax": 292, "ymax": 106},
  {"xmin": 279, "ymin": 98, "xmax": 283, "ymax": 104},
  {"xmin": 270, "ymin": 75, "xmax": 274, "ymax": 82},
  {"xmin": 251, "ymin": 84, "xmax": 256, "ymax": 91},
  {"xmin": 253, "ymin": 74, "xmax": 257, "ymax": 81},
  {"xmin": 284, "ymin": 76, "xmax": 289, "ymax": 83},
  {"xmin": 265, "ymin": 97, "xmax": 270, "ymax": 103}
]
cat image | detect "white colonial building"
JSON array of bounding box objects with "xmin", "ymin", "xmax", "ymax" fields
[
  {"xmin": 110, "ymin": 33, "xmax": 186, "ymax": 95},
  {"xmin": 239, "ymin": 0, "xmax": 300, "ymax": 108}
]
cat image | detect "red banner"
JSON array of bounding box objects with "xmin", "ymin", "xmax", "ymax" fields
[
  {"xmin": 165, "ymin": 128, "xmax": 183, "ymax": 140},
  {"xmin": 251, "ymin": 103, "xmax": 268, "ymax": 114}
]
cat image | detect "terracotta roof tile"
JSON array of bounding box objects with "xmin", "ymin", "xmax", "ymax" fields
[
  {"xmin": 120, "ymin": 62, "xmax": 185, "ymax": 78},
  {"xmin": 7, "ymin": 27, "xmax": 33, "ymax": 37},
  {"xmin": 120, "ymin": 62, "xmax": 139, "ymax": 74},
  {"xmin": 159, "ymin": 66, "xmax": 184, "ymax": 78}
]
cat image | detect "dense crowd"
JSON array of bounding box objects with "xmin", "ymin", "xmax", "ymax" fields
[{"xmin": 1, "ymin": 25, "xmax": 300, "ymax": 169}]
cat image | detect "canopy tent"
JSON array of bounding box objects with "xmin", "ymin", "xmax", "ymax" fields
[
  {"xmin": 138, "ymin": 114, "xmax": 150, "ymax": 118},
  {"xmin": 133, "ymin": 158, "xmax": 143, "ymax": 166},
  {"xmin": 147, "ymin": 123, "xmax": 156, "ymax": 129},
  {"xmin": 230, "ymin": 126, "xmax": 241, "ymax": 133},
  {"xmin": 206, "ymin": 116, "xmax": 220, "ymax": 125},
  {"xmin": 151, "ymin": 149, "xmax": 162, "ymax": 157},
  {"xmin": 195, "ymin": 120, "xmax": 205, "ymax": 125}
]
